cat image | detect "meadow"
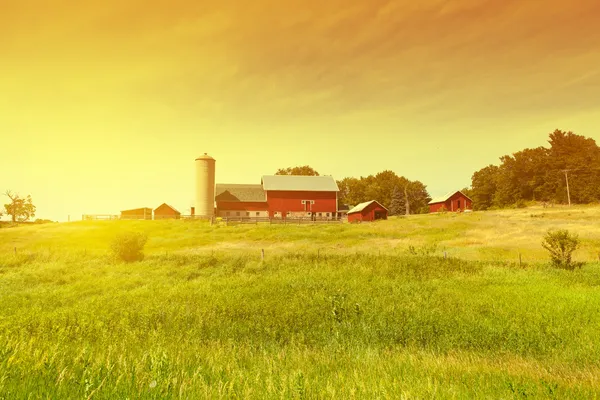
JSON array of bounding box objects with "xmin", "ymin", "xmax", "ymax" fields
[{"xmin": 1, "ymin": 205, "xmax": 600, "ymax": 398}]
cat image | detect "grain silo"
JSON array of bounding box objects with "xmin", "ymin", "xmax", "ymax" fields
[{"xmin": 195, "ymin": 153, "xmax": 216, "ymax": 218}]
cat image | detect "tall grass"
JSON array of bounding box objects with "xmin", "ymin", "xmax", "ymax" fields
[{"xmin": 2, "ymin": 206, "xmax": 600, "ymax": 397}]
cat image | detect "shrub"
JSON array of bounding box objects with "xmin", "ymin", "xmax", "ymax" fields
[
  {"xmin": 541, "ymin": 229, "xmax": 581, "ymax": 270},
  {"xmin": 110, "ymin": 231, "xmax": 148, "ymax": 262}
]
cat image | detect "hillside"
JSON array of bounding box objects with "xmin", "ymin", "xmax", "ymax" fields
[{"xmin": 1, "ymin": 206, "xmax": 600, "ymax": 398}]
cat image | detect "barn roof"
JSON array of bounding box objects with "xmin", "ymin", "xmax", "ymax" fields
[
  {"xmin": 261, "ymin": 175, "xmax": 339, "ymax": 192},
  {"xmin": 347, "ymin": 200, "xmax": 388, "ymax": 214},
  {"xmin": 154, "ymin": 203, "xmax": 180, "ymax": 213},
  {"xmin": 428, "ymin": 190, "xmax": 473, "ymax": 205},
  {"xmin": 120, "ymin": 207, "xmax": 152, "ymax": 213},
  {"xmin": 215, "ymin": 184, "xmax": 266, "ymax": 202}
]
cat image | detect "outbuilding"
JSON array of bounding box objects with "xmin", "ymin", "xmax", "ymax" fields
[
  {"xmin": 120, "ymin": 207, "xmax": 152, "ymax": 220},
  {"xmin": 153, "ymin": 203, "xmax": 181, "ymax": 220},
  {"xmin": 347, "ymin": 200, "xmax": 388, "ymax": 223},
  {"xmin": 428, "ymin": 191, "xmax": 473, "ymax": 213}
]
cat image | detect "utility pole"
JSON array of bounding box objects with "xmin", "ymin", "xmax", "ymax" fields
[{"xmin": 562, "ymin": 169, "xmax": 571, "ymax": 206}]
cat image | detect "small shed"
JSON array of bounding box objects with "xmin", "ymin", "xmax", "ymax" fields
[
  {"xmin": 347, "ymin": 200, "xmax": 388, "ymax": 223},
  {"xmin": 120, "ymin": 207, "xmax": 152, "ymax": 220},
  {"xmin": 154, "ymin": 203, "xmax": 181, "ymax": 220},
  {"xmin": 428, "ymin": 191, "xmax": 473, "ymax": 213}
]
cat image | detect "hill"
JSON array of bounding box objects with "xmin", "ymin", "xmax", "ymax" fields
[{"xmin": 1, "ymin": 206, "xmax": 600, "ymax": 398}]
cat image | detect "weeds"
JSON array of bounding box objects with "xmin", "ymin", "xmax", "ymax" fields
[{"xmin": 541, "ymin": 229, "xmax": 582, "ymax": 270}]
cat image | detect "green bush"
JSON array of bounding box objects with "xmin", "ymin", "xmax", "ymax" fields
[
  {"xmin": 541, "ymin": 229, "xmax": 581, "ymax": 270},
  {"xmin": 110, "ymin": 231, "xmax": 148, "ymax": 262}
]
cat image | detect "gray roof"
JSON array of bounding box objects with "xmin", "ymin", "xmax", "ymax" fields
[
  {"xmin": 215, "ymin": 184, "xmax": 266, "ymax": 202},
  {"xmin": 428, "ymin": 190, "xmax": 472, "ymax": 205},
  {"xmin": 261, "ymin": 175, "xmax": 339, "ymax": 192},
  {"xmin": 347, "ymin": 200, "xmax": 388, "ymax": 214}
]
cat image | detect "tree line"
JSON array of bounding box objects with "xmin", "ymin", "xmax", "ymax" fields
[
  {"xmin": 465, "ymin": 130, "xmax": 600, "ymax": 210},
  {"xmin": 276, "ymin": 166, "xmax": 431, "ymax": 215}
]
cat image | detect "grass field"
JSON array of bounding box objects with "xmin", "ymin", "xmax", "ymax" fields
[{"xmin": 1, "ymin": 205, "xmax": 600, "ymax": 398}]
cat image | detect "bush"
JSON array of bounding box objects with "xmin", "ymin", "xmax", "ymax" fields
[
  {"xmin": 541, "ymin": 229, "xmax": 581, "ymax": 270},
  {"xmin": 110, "ymin": 231, "xmax": 148, "ymax": 262}
]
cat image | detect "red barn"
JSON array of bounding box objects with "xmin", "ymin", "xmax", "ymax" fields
[
  {"xmin": 261, "ymin": 175, "xmax": 339, "ymax": 219},
  {"xmin": 153, "ymin": 203, "xmax": 181, "ymax": 220},
  {"xmin": 347, "ymin": 200, "xmax": 388, "ymax": 223},
  {"xmin": 428, "ymin": 191, "xmax": 473, "ymax": 213},
  {"xmin": 215, "ymin": 176, "xmax": 340, "ymax": 219}
]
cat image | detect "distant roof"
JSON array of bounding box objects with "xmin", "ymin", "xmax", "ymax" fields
[
  {"xmin": 261, "ymin": 175, "xmax": 339, "ymax": 192},
  {"xmin": 347, "ymin": 200, "xmax": 388, "ymax": 214},
  {"xmin": 154, "ymin": 203, "xmax": 180, "ymax": 213},
  {"xmin": 215, "ymin": 184, "xmax": 266, "ymax": 202},
  {"xmin": 120, "ymin": 207, "xmax": 152, "ymax": 213},
  {"xmin": 428, "ymin": 190, "xmax": 473, "ymax": 205}
]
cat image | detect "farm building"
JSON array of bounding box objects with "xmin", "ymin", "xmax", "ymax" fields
[
  {"xmin": 214, "ymin": 175, "xmax": 340, "ymax": 219},
  {"xmin": 428, "ymin": 191, "xmax": 473, "ymax": 213},
  {"xmin": 120, "ymin": 207, "xmax": 152, "ymax": 220},
  {"xmin": 153, "ymin": 203, "xmax": 181, "ymax": 220},
  {"xmin": 215, "ymin": 184, "xmax": 269, "ymax": 218},
  {"xmin": 347, "ymin": 200, "xmax": 388, "ymax": 223}
]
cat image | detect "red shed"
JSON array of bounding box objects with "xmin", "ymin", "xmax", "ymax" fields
[
  {"xmin": 347, "ymin": 200, "xmax": 388, "ymax": 223},
  {"xmin": 154, "ymin": 203, "xmax": 181, "ymax": 220},
  {"xmin": 428, "ymin": 191, "xmax": 473, "ymax": 213}
]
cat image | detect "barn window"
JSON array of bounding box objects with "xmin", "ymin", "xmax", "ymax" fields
[
  {"xmin": 236, "ymin": 212, "xmax": 240, "ymax": 216},
  {"xmin": 318, "ymin": 213, "xmax": 322, "ymax": 217},
  {"xmin": 246, "ymin": 212, "xmax": 250, "ymax": 217},
  {"xmin": 326, "ymin": 213, "xmax": 330, "ymax": 217},
  {"xmin": 286, "ymin": 211, "xmax": 291, "ymax": 216},
  {"xmin": 256, "ymin": 212, "xmax": 260, "ymax": 216},
  {"xmin": 226, "ymin": 212, "xmax": 230, "ymax": 216}
]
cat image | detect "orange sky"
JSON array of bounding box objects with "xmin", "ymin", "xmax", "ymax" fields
[{"xmin": 2, "ymin": 0, "xmax": 600, "ymax": 221}]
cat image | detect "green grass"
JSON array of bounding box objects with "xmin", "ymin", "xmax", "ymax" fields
[{"xmin": 1, "ymin": 205, "xmax": 600, "ymax": 398}]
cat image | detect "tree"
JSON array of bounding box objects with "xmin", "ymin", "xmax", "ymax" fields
[
  {"xmin": 275, "ymin": 166, "xmax": 320, "ymax": 176},
  {"xmin": 4, "ymin": 190, "xmax": 36, "ymax": 222},
  {"xmin": 470, "ymin": 165, "xmax": 500, "ymax": 210},
  {"xmin": 389, "ymin": 186, "xmax": 404, "ymax": 215},
  {"xmin": 337, "ymin": 172, "xmax": 430, "ymax": 214}
]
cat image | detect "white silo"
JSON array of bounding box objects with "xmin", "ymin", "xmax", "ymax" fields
[{"xmin": 195, "ymin": 153, "xmax": 216, "ymax": 218}]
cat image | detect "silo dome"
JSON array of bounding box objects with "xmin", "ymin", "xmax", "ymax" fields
[{"xmin": 195, "ymin": 153, "xmax": 216, "ymax": 218}]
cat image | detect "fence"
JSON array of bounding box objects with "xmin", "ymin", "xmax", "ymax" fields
[
  {"xmin": 81, "ymin": 214, "xmax": 346, "ymax": 224},
  {"xmin": 216, "ymin": 216, "xmax": 345, "ymax": 226}
]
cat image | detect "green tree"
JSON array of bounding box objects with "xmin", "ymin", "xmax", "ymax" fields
[
  {"xmin": 470, "ymin": 165, "xmax": 499, "ymax": 210},
  {"xmin": 389, "ymin": 186, "xmax": 403, "ymax": 215},
  {"xmin": 275, "ymin": 166, "xmax": 320, "ymax": 176},
  {"xmin": 4, "ymin": 191, "xmax": 36, "ymax": 222}
]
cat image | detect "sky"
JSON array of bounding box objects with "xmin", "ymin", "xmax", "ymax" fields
[{"xmin": 1, "ymin": 0, "xmax": 600, "ymax": 221}]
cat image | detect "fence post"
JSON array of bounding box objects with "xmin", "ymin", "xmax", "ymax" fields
[
  {"xmin": 261, "ymin": 249, "xmax": 265, "ymax": 261},
  {"xmin": 519, "ymin": 253, "xmax": 522, "ymax": 267},
  {"xmin": 14, "ymin": 247, "xmax": 16, "ymax": 255},
  {"xmin": 444, "ymin": 251, "xmax": 447, "ymax": 259}
]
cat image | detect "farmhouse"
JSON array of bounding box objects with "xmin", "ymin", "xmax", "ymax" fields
[
  {"xmin": 428, "ymin": 191, "xmax": 473, "ymax": 213},
  {"xmin": 153, "ymin": 203, "xmax": 181, "ymax": 220},
  {"xmin": 215, "ymin": 175, "xmax": 340, "ymax": 219},
  {"xmin": 347, "ymin": 200, "xmax": 388, "ymax": 223},
  {"xmin": 120, "ymin": 207, "xmax": 152, "ymax": 220}
]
